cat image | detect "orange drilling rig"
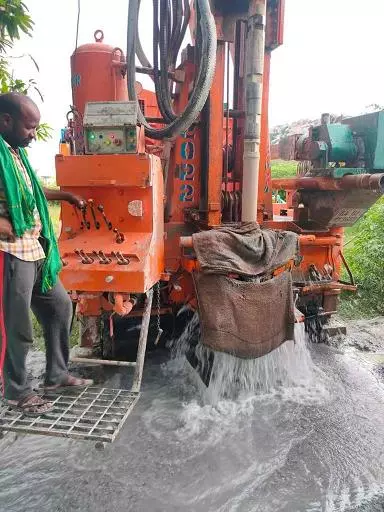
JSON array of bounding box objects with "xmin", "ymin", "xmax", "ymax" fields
[{"xmin": 56, "ymin": 0, "xmax": 384, "ymax": 391}]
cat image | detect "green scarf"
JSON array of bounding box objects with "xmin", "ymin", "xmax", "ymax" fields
[{"xmin": 0, "ymin": 135, "xmax": 62, "ymax": 292}]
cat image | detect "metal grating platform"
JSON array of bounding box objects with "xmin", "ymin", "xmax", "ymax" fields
[{"xmin": 0, "ymin": 387, "xmax": 139, "ymax": 443}]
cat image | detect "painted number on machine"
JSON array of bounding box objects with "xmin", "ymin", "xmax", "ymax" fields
[
  {"xmin": 181, "ymin": 141, "xmax": 195, "ymax": 160},
  {"xmin": 179, "ymin": 184, "xmax": 194, "ymax": 202},
  {"xmin": 179, "ymin": 134, "xmax": 195, "ymax": 203},
  {"xmin": 179, "ymin": 164, "xmax": 195, "ymax": 181}
]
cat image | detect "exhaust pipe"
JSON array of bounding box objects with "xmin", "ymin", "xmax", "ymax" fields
[
  {"xmin": 272, "ymin": 174, "xmax": 384, "ymax": 192},
  {"xmin": 341, "ymin": 173, "xmax": 384, "ymax": 191}
]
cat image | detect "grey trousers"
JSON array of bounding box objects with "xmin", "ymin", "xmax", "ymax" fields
[{"xmin": 0, "ymin": 251, "xmax": 72, "ymax": 401}]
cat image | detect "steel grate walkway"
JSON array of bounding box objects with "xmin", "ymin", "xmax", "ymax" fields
[{"xmin": 0, "ymin": 387, "xmax": 139, "ymax": 443}]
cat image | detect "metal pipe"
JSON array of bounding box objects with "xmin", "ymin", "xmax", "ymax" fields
[
  {"xmin": 339, "ymin": 251, "xmax": 355, "ymax": 286},
  {"xmin": 300, "ymin": 283, "xmax": 357, "ymax": 294},
  {"xmin": 242, "ymin": 0, "xmax": 267, "ymax": 222},
  {"xmin": 71, "ymin": 357, "xmax": 137, "ymax": 367},
  {"xmin": 224, "ymin": 41, "xmax": 231, "ymax": 192},
  {"xmin": 299, "ymin": 236, "xmax": 338, "ymax": 246},
  {"xmin": 180, "ymin": 235, "xmax": 339, "ymax": 249},
  {"xmin": 224, "ymin": 109, "xmax": 245, "ymax": 119},
  {"xmin": 135, "ymin": 66, "xmax": 184, "ymax": 83},
  {"xmin": 272, "ymin": 173, "xmax": 384, "ymax": 192},
  {"xmin": 341, "ymin": 173, "xmax": 384, "ymax": 191},
  {"xmin": 132, "ymin": 288, "xmax": 154, "ymax": 393}
]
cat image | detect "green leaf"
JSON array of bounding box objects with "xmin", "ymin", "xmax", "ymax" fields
[{"xmin": 36, "ymin": 123, "xmax": 53, "ymax": 142}]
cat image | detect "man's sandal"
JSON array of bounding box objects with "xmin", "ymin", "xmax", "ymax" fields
[
  {"xmin": 4, "ymin": 394, "xmax": 54, "ymax": 417},
  {"xmin": 42, "ymin": 375, "xmax": 94, "ymax": 393}
]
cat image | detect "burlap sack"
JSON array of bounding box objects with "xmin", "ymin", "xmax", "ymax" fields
[{"xmin": 193, "ymin": 271, "xmax": 295, "ymax": 359}]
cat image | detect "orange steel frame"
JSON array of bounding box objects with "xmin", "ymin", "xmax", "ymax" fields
[
  {"xmin": 56, "ymin": 0, "xmax": 347, "ymax": 354},
  {"xmin": 57, "ymin": 151, "xmax": 164, "ymax": 295}
]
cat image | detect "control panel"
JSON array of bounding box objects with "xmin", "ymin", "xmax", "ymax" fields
[{"xmin": 84, "ymin": 101, "xmax": 138, "ymax": 154}]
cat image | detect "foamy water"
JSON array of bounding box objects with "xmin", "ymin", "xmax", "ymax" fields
[
  {"xmin": 0, "ymin": 318, "xmax": 383, "ymax": 511},
  {"xmin": 168, "ymin": 315, "xmax": 328, "ymax": 405}
]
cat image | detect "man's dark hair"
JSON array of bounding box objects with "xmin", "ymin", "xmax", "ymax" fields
[{"xmin": 0, "ymin": 92, "xmax": 35, "ymax": 119}]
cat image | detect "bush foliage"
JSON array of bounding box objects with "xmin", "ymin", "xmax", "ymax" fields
[{"xmin": 341, "ymin": 197, "xmax": 384, "ymax": 318}]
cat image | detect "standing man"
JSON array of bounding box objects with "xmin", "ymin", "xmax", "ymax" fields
[{"xmin": 0, "ymin": 92, "xmax": 92, "ymax": 416}]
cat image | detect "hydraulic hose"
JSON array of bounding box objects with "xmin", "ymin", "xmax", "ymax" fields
[
  {"xmin": 135, "ymin": 0, "xmax": 192, "ymax": 123},
  {"xmin": 173, "ymin": 0, "xmax": 190, "ymax": 63},
  {"xmin": 136, "ymin": 35, "xmax": 151, "ymax": 69},
  {"xmin": 127, "ymin": 0, "xmax": 217, "ymax": 140},
  {"xmin": 152, "ymin": 0, "xmax": 173, "ymax": 122},
  {"xmin": 159, "ymin": 0, "xmax": 177, "ymax": 121},
  {"xmin": 158, "ymin": 0, "xmax": 191, "ymax": 122},
  {"xmin": 135, "ymin": 1, "xmax": 152, "ymax": 68}
]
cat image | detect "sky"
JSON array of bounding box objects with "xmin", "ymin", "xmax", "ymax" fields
[{"xmin": 10, "ymin": 0, "xmax": 384, "ymax": 176}]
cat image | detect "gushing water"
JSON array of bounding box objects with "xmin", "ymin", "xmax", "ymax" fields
[{"xmin": 169, "ymin": 313, "xmax": 320, "ymax": 404}]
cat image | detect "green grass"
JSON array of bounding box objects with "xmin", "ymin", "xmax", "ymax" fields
[
  {"xmin": 339, "ymin": 197, "xmax": 384, "ymax": 319},
  {"xmin": 271, "ymin": 160, "xmax": 297, "ymax": 179},
  {"xmin": 49, "ymin": 202, "xmax": 61, "ymax": 235},
  {"xmin": 271, "ymin": 160, "xmax": 297, "ymax": 202}
]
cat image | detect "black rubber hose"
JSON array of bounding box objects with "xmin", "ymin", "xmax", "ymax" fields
[
  {"xmin": 136, "ymin": 35, "xmax": 152, "ymax": 68},
  {"xmin": 135, "ymin": 0, "xmax": 152, "ymax": 68},
  {"xmin": 172, "ymin": 0, "xmax": 190, "ymax": 64},
  {"xmin": 159, "ymin": 0, "xmax": 177, "ymax": 121},
  {"xmin": 153, "ymin": 0, "xmax": 174, "ymax": 122},
  {"xmin": 167, "ymin": 0, "xmax": 172, "ymax": 50},
  {"xmin": 135, "ymin": 0, "xmax": 185, "ymax": 75},
  {"xmin": 127, "ymin": 0, "xmax": 217, "ymax": 140},
  {"xmin": 135, "ymin": 0, "xmax": 189, "ymax": 122},
  {"xmin": 171, "ymin": 0, "xmax": 182, "ymax": 59}
]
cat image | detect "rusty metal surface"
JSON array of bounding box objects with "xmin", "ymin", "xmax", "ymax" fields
[
  {"xmin": 207, "ymin": 41, "xmax": 226, "ymax": 226},
  {"xmin": 271, "ymin": 173, "xmax": 384, "ymax": 192},
  {"xmin": 300, "ymin": 189, "xmax": 382, "ymax": 228},
  {"xmin": 258, "ymin": 52, "xmax": 273, "ymax": 221},
  {"xmin": 0, "ymin": 387, "xmax": 139, "ymax": 443}
]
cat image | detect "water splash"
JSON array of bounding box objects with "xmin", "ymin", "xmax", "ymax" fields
[
  {"xmin": 169, "ymin": 313, "xmax": 320, "ymax": 404},
  {"xmin": 204, "ymin": 323, "xmax": 316, "ymax": 403}
]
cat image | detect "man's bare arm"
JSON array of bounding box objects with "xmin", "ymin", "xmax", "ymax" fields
[{"xmin": 43, "ymin": 188, "xmax": 85, "ymax": 209}]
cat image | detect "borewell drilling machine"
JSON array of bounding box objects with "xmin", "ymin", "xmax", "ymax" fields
[{"xmin": 56, "ymin": 0, "xmax": 384, "ymax": 392}]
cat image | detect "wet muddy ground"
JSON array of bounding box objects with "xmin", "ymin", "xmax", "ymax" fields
[{"xmin": 0, "ymin": 317, "xmax": 383, "ymax": 512}]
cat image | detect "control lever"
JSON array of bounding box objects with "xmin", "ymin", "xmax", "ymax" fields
[
  {"xmin": 97, "ymin": 204, "xmax": 113, "ymax": 230},
  {"xmin": 80, "ymin": 250, "xmax": 94, "ymax": 264},
  {"xmin": 111, "ymin": 251, "xmax": 130, "ymax": 265},
  {"xmin": 88, "ymin": 200, "xmax": 100, "ymax": 229},
  {"xmin": 98, "ymin": 250, "xmax": 112, "ymax": 264},
  {"xmin": 113, "ymin": 228, "xmax": 125, "ymax": 244},
  {"xmin": 92, "ymin": 250, "xmax": 104, "ymax": 263},
  {"xmin": 75, "ymin": 249, "xmax": 94, "ymax": 264},
  {"xmin": 73, "ymin": 206, "xmax": 84, "ymax": 230},
  {"xmin": 80, "ymin": 206, "xmax": 91, "ymax": 230},
  {"xmin": 92, "ymin": 250, "xmax": 112, "ymax": 265}
]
